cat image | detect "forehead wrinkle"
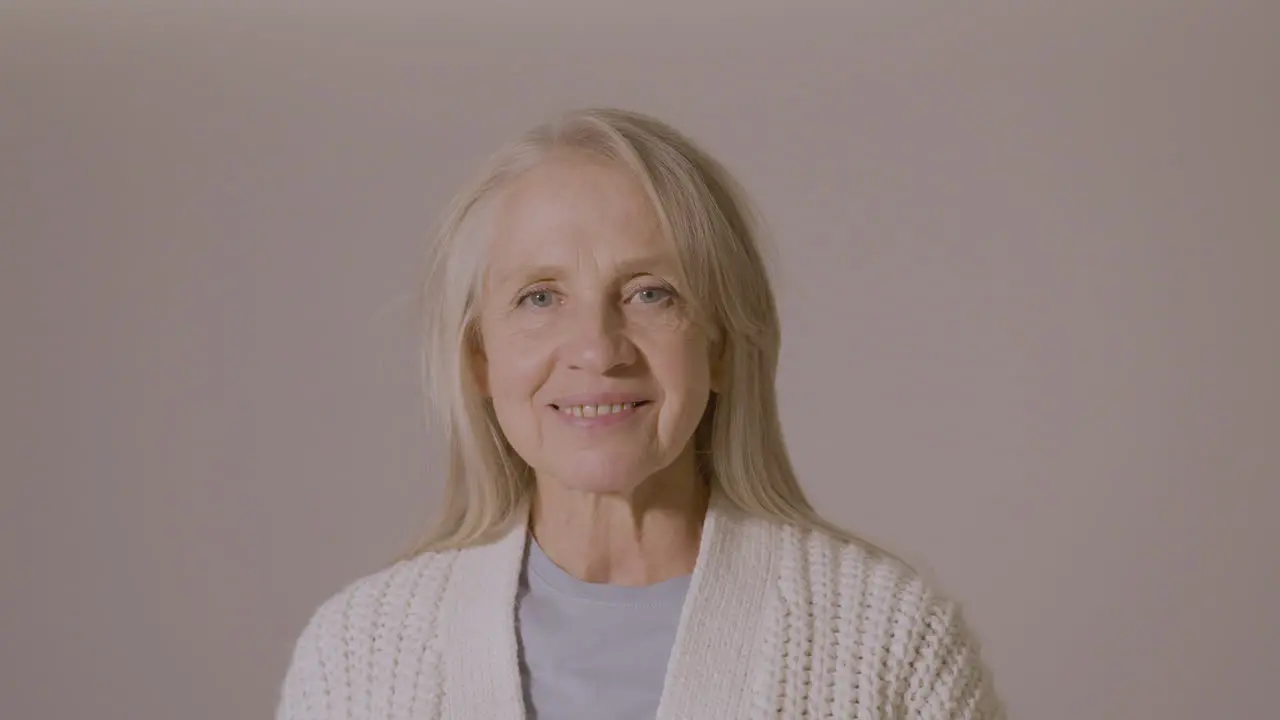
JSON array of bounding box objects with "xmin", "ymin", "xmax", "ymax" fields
[{"xmin": 484, "ymin": 157, "xmax": 676, "ymax": 292}]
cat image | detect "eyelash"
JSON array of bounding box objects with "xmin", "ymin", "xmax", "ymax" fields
[
  {"xmin": 515, "ymin": 283, "xmax": 677, "ymax": 309},
  {"xmin": 515, "ymin": 287, "xmax": 556, "ymax": 309}
]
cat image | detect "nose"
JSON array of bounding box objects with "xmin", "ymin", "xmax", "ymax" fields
[{"xmin": 562, "ymin": 299, "xmax": 637, "ymax": 375}]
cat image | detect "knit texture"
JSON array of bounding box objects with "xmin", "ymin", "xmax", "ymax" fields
[{"xmin": 277, "ymin": 489, "xmax": 1003, "ymax": 719}]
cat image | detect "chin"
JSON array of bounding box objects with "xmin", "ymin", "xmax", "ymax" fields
[
  {"xmin": 552, "ymin": 469, "xmax": 648, "ymax": 497},
  {"xmin": 541, "ymin": 454, "xmax": 655, "ymax": 497}
]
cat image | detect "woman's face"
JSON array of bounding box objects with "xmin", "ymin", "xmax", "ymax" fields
[{"xmin": 475, "ymin": 152, "xmax": 716, "ymax": 497}]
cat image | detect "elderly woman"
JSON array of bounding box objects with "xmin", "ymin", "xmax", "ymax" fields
[{"xmin": 277, "ymin": 107, "xmax": 1003, "ymax": 719}]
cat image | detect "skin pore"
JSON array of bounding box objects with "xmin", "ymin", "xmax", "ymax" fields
[{"xmin": 474, "ymin": 149, "xmax": 717, "ymax": 586}]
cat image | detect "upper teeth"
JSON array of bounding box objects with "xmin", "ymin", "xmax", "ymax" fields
[{"xmin": 560, "ymin": 402, "xmax": 641, "ymax": 418}]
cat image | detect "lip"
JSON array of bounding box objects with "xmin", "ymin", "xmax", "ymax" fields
[{"xmin": 548, "ymin": 393, "xmax": 651, "ymax": 409}]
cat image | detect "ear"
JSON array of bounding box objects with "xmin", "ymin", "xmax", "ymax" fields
[
  {"xmin": 709, "ymin": 336, "xmax": 728, "ymax": 394},
  {"xmin": 468, "ymin": 331, "xmax": 491, "ymax": 398}
]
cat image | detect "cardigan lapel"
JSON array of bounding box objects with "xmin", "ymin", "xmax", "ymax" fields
[
  {"xmin": 654, "ymin": 489, "xmax": 779, "ymax": 720},
  {"xmin": 435, "ymin": 487, "xmax": 779, "ymax": 719},
  {"xmin": 437, "ymin": 513, "xmax": 531, "ymax": 719}
]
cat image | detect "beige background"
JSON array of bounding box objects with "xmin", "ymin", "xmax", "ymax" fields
[{"xmin": 3, "ymin": 2, "xmax": 1277, "ymax": 718}]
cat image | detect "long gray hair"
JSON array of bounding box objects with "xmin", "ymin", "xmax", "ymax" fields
[{"xmin": 406, "ymin": 107, "xmax": 886, "ymax": 559}]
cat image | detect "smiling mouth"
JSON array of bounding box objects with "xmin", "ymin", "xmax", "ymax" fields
[{"xmin": 549, "ymin": 401, "xmax": 651, "ymax": 418}]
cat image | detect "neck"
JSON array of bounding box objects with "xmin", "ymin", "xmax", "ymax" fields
[{"xmin": 530, "ymin": 449, "xmax": 710, "ymax": 587}]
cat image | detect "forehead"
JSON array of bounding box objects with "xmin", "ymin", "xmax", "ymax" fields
[{"xmin": 485, "ymin": 153, "xmax": 674, "ymax": 279}]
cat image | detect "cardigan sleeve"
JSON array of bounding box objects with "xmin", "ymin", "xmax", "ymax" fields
[
  {"xmin": 275, "ymin": 595, "xmax": 347, "ymax": 720},
  {"xmin": 903, "ymin": 595, "xmax": 1005, "ymax": 720}
]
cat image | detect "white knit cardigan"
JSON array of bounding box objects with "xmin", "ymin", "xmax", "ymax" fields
[{"xmin": 276, "ymin": 489, "xmax": 1003, "ymax": 719}]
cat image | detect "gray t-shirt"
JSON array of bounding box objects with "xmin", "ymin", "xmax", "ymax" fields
[{"xmin": 515, "ymin": 535, "xmax": 691, "ymax": 720}]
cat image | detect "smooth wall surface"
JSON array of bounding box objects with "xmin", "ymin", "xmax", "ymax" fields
[{"xmin": 3, "ymin": 2, "xmax": 1277, "ymax": 718}]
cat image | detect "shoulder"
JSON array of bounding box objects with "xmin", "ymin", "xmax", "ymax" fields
[
  {"xmin": 296, "ymin": 548, "xmax": 459, "ymax": 642},
  {"xmin": 275, "ymin": 549, "xmax": 460, "ymax": 720},
  {"xmin": 767, "ymin": 522, "xmax": 1004, "ymax": 718},
  {"xmin": 767, "ymin": 518, "xmax": 939, "ymax": 622}
]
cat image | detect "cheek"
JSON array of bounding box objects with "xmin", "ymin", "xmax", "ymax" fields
[
  {"xmin": 482, "ymin": 328, "xmax": 551, "ymax": 403},
  {"xmin": 638, "ymin": 311, "xmax": 710, "ymax": 377},
  {"xmin": 482, "ymin": 333, "xmax": 552, "ymax": 455},
  {"xmin": 649, "ymin": 334, "xmax": 714, "ymax": 426}
]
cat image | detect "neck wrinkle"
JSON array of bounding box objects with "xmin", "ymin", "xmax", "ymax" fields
[{"xmin": 529, "ymin": 452, "xmax": 710, "ymax": 586}]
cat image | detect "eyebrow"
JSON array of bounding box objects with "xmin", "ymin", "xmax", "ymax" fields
[{"xmin": 496, "ymin": 254, "xmax": 683, "ymax": 288}]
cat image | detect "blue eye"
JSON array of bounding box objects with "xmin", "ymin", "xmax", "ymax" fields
[
  {"xmin": 518, "ymin": 289, "xmax": 556, "ymax": 308},
  {"xmin": 631, "ymin": 286, "xmax": 674, "ymax": 304}
]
